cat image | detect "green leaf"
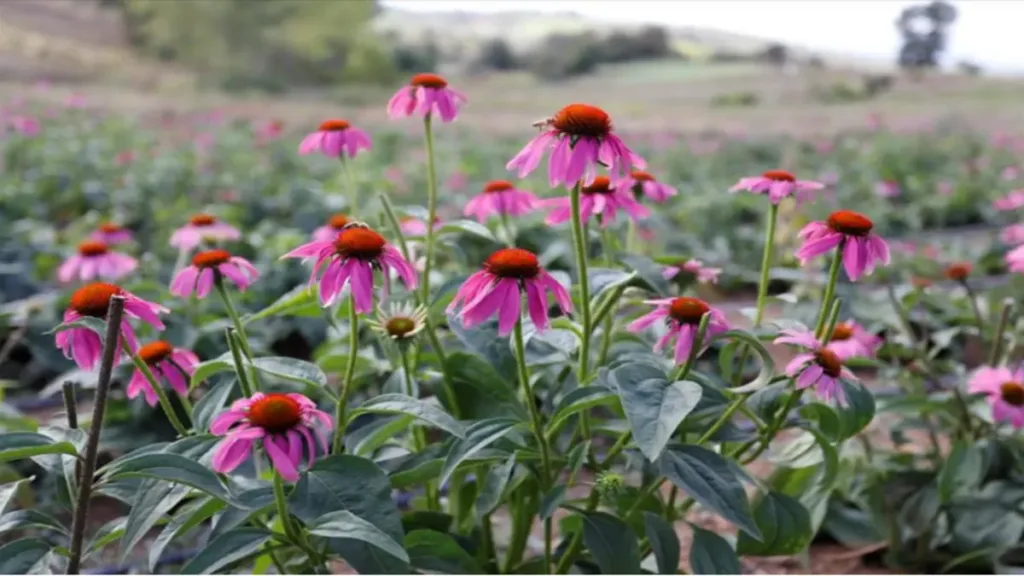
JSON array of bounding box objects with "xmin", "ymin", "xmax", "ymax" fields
[
  {"xmin": 588, "ymin": 268, "xmax": 638, "ymax": 303},
  {"xmin": 352, "ymin": 394, "xmax": 464, "ymax": 438},
  {"xmin": 689, "ymin": 524, "xmax": 741, "ymax": 575},
  {"xmin": 0, "ymin": 510, "xmax": 68, "ymax": 536},
  {"xmin": 540, "ymin": 485, "xmax": 567, "ymax": 521},
  {"xmin": 476, "ymin": 454, "xmax": 516, "ymax": 518},
  {"xmin": 938, "ymin": 443, "xmax": 985, "ymax": 503},
  {"xmin": 191, "ymin": 378, "xmax": 236, "ymax": 433},
  {"xmin": 404, "ymin": 529, "xmax": 484, "ymax": 574},
  {"xmin": 189, "ymin": 353, "xmax": 234, "ymax": 389},
  {"xmin": 618, "ymin": 253, "xmax": 670, "ymax": 296},
  {"xmin": 833, "ymin": 380, "xmax": 876, "ymax": 439},
  {"xmin": 440, "ymin": 418, "xmax": 525, "ymax": 487},
  {"xmin": 119, "ymin": 481, "xmax": 191, "ymax": 561},
  {"xmin": 439, "ymin": 219, "xmax": 497, "ymax": 242},
  {"xmin": 244, "ymin": 284, "xmax": 319, "ymax": 324},
  {"xmin": 444, "ymin": 352, "xmax": 524, "ymax": 421},
  {"xmin": 148, "ymin": 498, "xmax": 225, "ymax": 572},
  {"xmin": 0, "ymin": 433, "xmax": 77, "ymax": 463},
  {"xmin": 47, "ymin": 316, "xmax": 106, "ymax": 336},
  {"xmin": 580, "ymin": 511, "xmax": 642, "ymax": 574},
  {"xmin": 348, "ymin": 416, "xmax": 413, "ymax": 456},
  {"xmin": 643, "ymin": 512, "xmax": 680, "ymax": 575},
  {"xmin": 310, "ymin": 510, "xmax": 410, "ymax": 563},
  {"xmin": 0, "ymin": 538, "xmax": 51, "ymax": 573},
  {"xmin": 289, "ymin": 455, "xmax": 408, "ymax": 574},
  {"xmin": 736, "ymin": 492, "xmax": 813, "ymax": 556},
  {"xmin": 102, "ymin": 453, "xmax": 230, "ymax": 501},
  {"xmin": 0, "ymin": 477, "xmax": 32, "ymax": 515},
  {"xmin": 180, "ymin": 527, "xmax": 271, "ymax": 574},
  {"xmin": 658, "ymin": 445, "xmax": 760, "ymax": 539},
  {"xmin": 614, "ymin": 368, "xmax": 702, "ymax": 461},
  {"xmin": 548, "ymin": 386, "xmax": 617, "ymax": 437},
  {"xmin": 709, "ymin": 330, "xmax": 776, "ymax": 393},
  {"xmin": 252, "ymin": 356, "xmax": 328, "ymax": 388}
]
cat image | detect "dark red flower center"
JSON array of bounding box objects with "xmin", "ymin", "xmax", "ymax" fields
[
  {"xmin": 190, "ymin": 214, "xmax": 217, "ymax": 227},
  {"xmin": 318, "ymin": 119, "xmax": 350, "ymax": 132},
  {"xmin": 630, "ymin": 170, "xmax": 654, "ymax": 182},
  {"xmin": 944, "ymin": 262, "xmax": 972, "ymax": 281},
  {"xmin": 386, "ymin": 317, "xmax": 417, "ymax": 338},
  {"xmin": 78, "ymin": 240, "xmax": 109, "ymax": 257},
  {"xmin": 138, "ymin": 340, "xmax": 174, "ymax": 365},
  {"xmin": 99, "ymin": 222, "xmax": 123, "ymax": 234},
  {"xmin": 410, "ymin": 73, "xmax": 448, "ymax": 88},
  {"xmin": 552, "ymin": 104, "xmax": 612, "ymax": 138},
  {"xmin": 334, "ymin": 228, "xmax": 386, "ymax": 260},
  {"xmin": 668, "ymin": 297, "xmax": 710, "ymax": 325},
  {"xmin": 69, "ymin": 282, "xmax": 121, "ymax": 318},
  {"xmin": 815, "ymin": 349, "xmax": 843, "ymax": 378},
  {"xmin": 192, "ymin": 249, "xmax": 231, "ymax": 268},
  {"xmin": 762, "ymin": 169, "xmax": 796, "ymax": 182},
  {"xmin": 831, "ymin": 322, "xmax": 854, "ymax": 341},
  {"xmin": 911, "ymin": 276, "xmax": 933, "ymax": 289},
  {"xmin": 582, "ymin": 176, "xmax": 613, "ymax": 195},
  {"xmin": 328, "ymin": 214, "xmax": 351, "ymax": 230},
  {"xmin": 247, "ymin": 393, "xmax": 302, "ymax": 433},
  {"xmin": 1000, "ymin": 382, "xmax": 1024, "ymax": 406},
  {"xmin": 826, "ymin": 210, "xmax": 873, "ymax": 237},
  {"xmin": 484, "ymin": 180, "xmax": 515, "ymax": 194},
  {"xmin": 486, "ymin": 248, "xmax": 540, "ymax": 279}
]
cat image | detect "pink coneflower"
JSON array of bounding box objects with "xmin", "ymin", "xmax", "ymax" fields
[
  {"xmin": 936, "ymin": 181, "xmax": 954, "ymax": 196},
  {"xmin": 169, "ymin": 214, "xmax": 241, "ymax": 251},
  {"xmin": 627, "ymin": 297, "xmax": 730, "ymax": 365},
  {"xmin": 387, "ymin": 73, "xmax": 467, "ymax": 123},
  {"xmin": 312, "ymin": 214, "xmax": 352, "ymax": 243},
  {"xmin": 211, "ymin": 392, "xmax": 333, "ymax": 482},
  {"xmin": 64, "ymin": 94, "xmax": 87, "ymax": 109},
  {"xmin": 774, "ymin": 328, "xmax": 857, "ymax": 405},
  {"xmin": 298, "ymin": 119, "xmax": 372, "ymax": 159},
  {"xmin": 255, "ymin": 119, "xmax": 284, "ymax": 144},
  {"xmin": 8, "ymin": 115, "xmax": 39, "ymax": 136},
  {"xmin": 944, "ymin": 262, "xmax": 973, "ymax": 282},
  {"xmin": 170, "ymin": 249, "xmax": 259, "ymax": 299},
  {"xmin": 1003, "ymin": 167, "xmax": 1020, "ymax": 181},
  {"xmin": 446, "ymin": 171, "xmax": 469, "ymax": 191},
  {"xmin": 729, "ymin": 169, "xmax": 824, "ymax": 204},
  {"xmin": 969, "ymin": 366, "xmax": 1024, "ymax": 428},
  {"xmin": 617, "ymin": 170, "xmax": 678, "ymax": 203},
  {"xmin": 1002, "ymin": 224, "xmax": 1024, "ymax": 245},
  {"xmin": 826, "ymin": 321, "xmax": 882, "ymax": 359},
  {"xmin": 875, "ymin": 180, "xmax": 901, "ymax": 198},
  {"xmin": 91, "ymin": 222, "xmax": 133, "ymax": 245},
  {"xmin": 662, "ymin": 259, "xmax": 722, "ymax": 285},
  {"xmin": 507, "ymin": 103, "xmax": 645, "ymax": 188},
  {"xmin": 1006, "ymin": 245, "xmax": 1024, "ymax": 273},
  {"xmin": 542, "ymin": 176, "xmax": 649, "ymax": 227},
  {"xmin": 447, "ymin": 248, "xmax": 571, "ymax": 336},
  {"xmin": 795, "ymin": 210, "xmax": 890, "ymax": 280},
  {"xmin": 57, "ymin": 241, "xmax": 138, "ymax": 283},
  {"xmin": 400, "ymin": 216, "xmax": 442, "ymax": 237},
  {"xmin": 994, "ymin": 190, "xmax": 1024, "ymax": 211},
  {"xmin": 127, "ymin": 341, "xmax": 198, "ymax": 407},
  {"xmin": 282, "ymin": 225, "xmax": 416, "ymax": 312},
  {"xmin": 464, "ymin": 180, "xmax": 539, "ymax": 223},
  {"xmin": 55, "ymin": 283, "xmax": 167, "ymax": 370}
]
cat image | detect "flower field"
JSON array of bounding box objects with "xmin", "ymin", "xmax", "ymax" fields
[{"xmin": 1, "ymin": 75, "xmax": 1024, "ymax": 574}]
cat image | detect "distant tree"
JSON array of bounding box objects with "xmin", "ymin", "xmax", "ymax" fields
[
  {"xmin": 475, "ymin": 38, "xmax": 519, "ymax": 71},
  {"xmin": 896, "ymin": 1, "xmax": 957, "ymax": 72},
  {"xmin": 596, "ymin": 26, "xmax": 672, "ymax": 63},
  {"xmin": 528, "ymin": 32, "xmax": 600, "ymax": 81},
  {"xmin": 760, "ymin": 43, "xmax": 789, "ymax": 67}
]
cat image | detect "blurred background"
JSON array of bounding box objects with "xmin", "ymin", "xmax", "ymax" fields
[{"xmin": 0, "ymin": 0, "xmax": 1020, "ymax": 134}]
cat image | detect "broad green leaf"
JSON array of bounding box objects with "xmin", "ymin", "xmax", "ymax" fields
[
  {"xmin": 243, "ymin": 284, "xmax": 319, "ymax": 324},
  {"xmin": 439, "ymin": 219, "xmax": 496, "ymax": 242},
  {"xmin": 833, "ymin": 380, "xmax": 876, "ymax": 439},
  {"xmin": 0, "ymin": 510, "xmax": 68, "ymax": 536},
  {"xmin": 310, "ymin": 510, "xmax": 410, "ymax": 563},
  {"xmin": 0, "ymin": 478, "xmax": 32, "ymax": 515},
  {"xmin": 0, "ymin": 538, "xmax": 51, "ymax": 573},
  {"xmin": 352, "ymin": 394, "xmax": 464, "ymax": 438},
  {"xmin": 643, "ymin": 512, "xmax": 681, "ymax": 575},
  {"xmin": 85, "ymin": 517, "xmax": 127, "ymax": 557},
  {"xmin": 46, "ymin": 316, "xmax": 106, "ymax": 336},
  {"xmin": 189, "ymin": 352, "xmax": 234, "ymax": 389},
  {"xmin": 191, "ymin": 378, "xmax": 236, "ymax": 433},
  {"xmin": 689, "ymin": 524, "xmax": 741, "ymax": 575},
  {"xmin": 709, "ymin": 329, "xmax": 776, "ymax": 393},
  {"xmin": 443, "ymin": 351, "xmax": 524, "ymax": 421},
  {"xmin": 547, "ymin": 386, "xmax": 617, "ymax": 437},
  {"xmin": 618, "ymin": 253, "xmax": 670, "ymax": 296},
  {"xmin": 0, "ymin": 433, "xmax": 76, "ymax": 463},
  {"xmin": 615, "ymin": 373, "xmax": 702, "ymax": 462},
  {"xmin": 404, "ymin": 529, "xmax": 484, "ymax": 574},
  {"xmin": 148, "ymin": 498, "xmax": 225, "ymax": 572},
  {"xmin": 658, "ymin": 445, "xmax": 760, "ymax": 539},
  {"xmin": 289, "ymin": 455, "xmax": 408, "ymax": 574},
  {"xmin": 540, "ymin": 485, "xmax": 567, "ymax": 521},
  {"xmin": 440, "ymin": 418, "xmax": 525, "ymax": 487},
  {"xmin": 476, "ymin": 454, "xmax": 516, "ymax": 518},
  {"xmin": 938, "ymin": 443, "xmax": 985, "ymax": 503},
  {"xmin": 180, "ymin": 527, "xmax": 271, "ymax": 574},
  {"xmin": 736, "ymin": 492, "xmax": 813, "ymax": 556},
  {"xmin": 580, "ymin": 511, "xmax": 642, "ymax": 574},
  {"xmin": 119, "ymin": 482, "xmax": 191, "ymax": 561},
  {"xmin": 348, "ymin": 415, "xmax": 413, "ymax": 456},
  {"xmin": 588, "ymin": 268, "xmax": 638, "ymax": 304},
  {"xmin": 252, "ymin": 356, "xmax": 328, "ymax": 388},
  {"xmin": 446, "ymin": 318, "xmax": 516, "ymax": 378},
  {"xmin": 102, "ymin": 453, "xmax": 230, "ymax": 501}
]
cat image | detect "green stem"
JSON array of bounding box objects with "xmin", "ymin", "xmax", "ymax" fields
[
  {"xmin": 962, "ymin": 279, "xmax": 986, "ymax": 332},
  {"xmin": 273, "ymin": 473, "xmax": 326, "ymax": 573},
  {"xmin": 226, "ymin": 329, "xmax": 254, "ymax": 398},
  {"xmin": 814, "ymin": 242, "xmax": 845, "ymax": 338},
  {"xmin": 513, "ymin": 319, "xmax": 553, "ymax": 572},
  {"xmin": 567, "ymin": 181, "xmax": 595, "ymax": 451},
  {"xmin": 122, "ymin": 340, "xmax": 189, "ymax": 436},
  {"xmin": 342, "ymin": 156, "xmax": 359, "ymax": 218},
  {"xmin": 753, "ymin": 203, "xmax": 779, "ymax": 327},
  {"xmin": 401, "ymin": 348, "xmax": 439, "ymax": 510},
  {"xmin": 420, "ymin": 114, "xmax": 438, "ymax": 306},
  {"xmin": 990, "ymin": 299, "xmax": 1014, "ymax": 366},
  {"xmin": 215, "ymin": 277, "xmax": 261, "ymax": 390},
  {"xmin": 333, "ymin": 294, "xmax": 359, "ymax": 454}
]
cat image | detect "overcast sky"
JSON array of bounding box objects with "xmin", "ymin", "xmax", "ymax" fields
[{"xmin": 383, "ymin": 0, "xmax": 1024, "ymax": 73}]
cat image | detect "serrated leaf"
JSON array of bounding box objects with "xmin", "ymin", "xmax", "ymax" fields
[
  {"xmin": 616, "ymin": 374, "xmax": 702, "ymax": 462},
  {"xmin": 658, "ymin": 445, "xmax": 760, "ymax": 539},
  {"xmin": 310, "ymin": 510, "xmax": 410, "ymax": 563}
]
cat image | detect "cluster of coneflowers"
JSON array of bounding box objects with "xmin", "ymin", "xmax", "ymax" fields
[{"xmin": 54, "ymin": 71, "xmax": 1022, "ymax": 489}]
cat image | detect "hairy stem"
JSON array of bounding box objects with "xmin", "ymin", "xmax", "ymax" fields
[{"xmin": 333, "ymin": 294, "xmax": 359, "ymax": 454}]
